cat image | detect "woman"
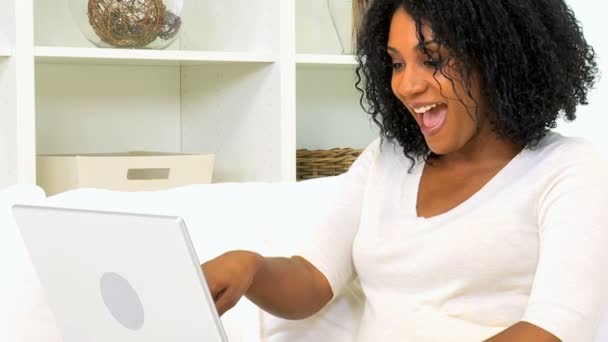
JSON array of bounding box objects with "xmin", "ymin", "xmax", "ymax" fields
[{"xmin": 202, "ymin": 0, "xmax": 608, "ymax": 340}]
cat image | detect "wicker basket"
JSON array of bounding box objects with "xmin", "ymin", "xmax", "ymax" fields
[{"xmin": 296, "ymin": 148, "xmax": 363, "ymax": 181}]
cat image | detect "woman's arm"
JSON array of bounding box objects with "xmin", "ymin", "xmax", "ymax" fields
[
  {"xmin": 484, "ymin": 322, "xmax": 560, "ymax": 342},
  {"xmin": 501, "ymin": 144, "xmax": 608, "ymax": 341},
  {"xmin": 245, "ymin": 255, "xmax": 333, "ymax": 319},
  {"xmin": 202, "ymin": 251, "xmax": 333, "ymax": 319}
]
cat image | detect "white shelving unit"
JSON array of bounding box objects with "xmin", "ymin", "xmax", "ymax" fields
[
  {"xmin": 296, "ymin": 53, "xmax": 357, "ymax": 67},
  {"xmin": 0, "ymin": 0, "xmax": 377, "ymax": 190},
  {"xmin": 35, "ymin": 47, "xmax": 277, "ymax": 66}
]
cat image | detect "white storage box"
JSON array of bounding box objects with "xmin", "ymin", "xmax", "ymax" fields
[{"xmin": 37, "ymin": 152, "xmax": 215, "ymax": 196}]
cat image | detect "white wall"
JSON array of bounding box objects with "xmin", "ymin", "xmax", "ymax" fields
[
  {"xmin": 296, "ymin": 66, "xmax": 378, "ymax": 150},
  {"xmin": 0, "ymin": 0, "xmax": 18, "ymax": 189},
  {"xmin": 296, "ymin": 0, "xmax": 378, "ymax": 150},
  {"xmin": 35, "ymin": 64, "xmax": 182, "ymax": 155},
  {"xmin": 556, "ymin": 0, "xmax": 608, "ymax": 155},
  {"xmin": 296, "ymin": 0, "xmax": 343, "ymax": 54}
]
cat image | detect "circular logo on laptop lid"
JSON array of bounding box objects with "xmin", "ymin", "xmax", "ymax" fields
[{"xmin": 100, "ymin": 272, "xmax": 145, "ymax": 330}]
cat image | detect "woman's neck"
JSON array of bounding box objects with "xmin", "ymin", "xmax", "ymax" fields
[{"xmin": 433, "ymin": 126, "xmax": 522, "ymax": 169}]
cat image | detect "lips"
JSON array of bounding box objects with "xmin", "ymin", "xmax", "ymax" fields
[{"xmin": 419, "ymin": 104, "xmax": 447, "ymax": 136}]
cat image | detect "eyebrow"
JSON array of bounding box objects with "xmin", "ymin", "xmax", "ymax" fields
[
  {"xmin": 386, "ymin": 46, "xmax": 400, "ymax": 55},
  {"xmin": 387, "ymin": 40, "xmax": 439, "ymax": 54}
]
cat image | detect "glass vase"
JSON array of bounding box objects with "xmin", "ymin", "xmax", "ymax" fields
[{"xmin": 326, "ymin": 0, "xmax": 353, "ymax": 54}]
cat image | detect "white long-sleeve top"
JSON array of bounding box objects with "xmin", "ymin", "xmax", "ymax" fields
[{"xmin": 299, "ymin": 132, "xmax": 608, "ymax": 341}]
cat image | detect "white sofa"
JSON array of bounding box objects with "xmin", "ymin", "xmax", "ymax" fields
[{"xmin": 1, "ymin": 179, "xmax": 607, "ymax": 341}]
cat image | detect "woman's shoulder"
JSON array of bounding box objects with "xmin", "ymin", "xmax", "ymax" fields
[
  {"xmin": 524, "ymin": 132, "xmax": 608, "ymax": 191},
  {"xmin": 358, "ymin": 137, "xmax": 404, "ymax": 163},
  {"xmin": 529, "ymin": 131, "xmax": 608, "ymax": 166},
  {"xmin": 347, "ymin": 137, "xmax": 421, "ymax": 181},
  {"xmin": 372, "ymin": 137, "xmax": 421, "ymax": 168}
]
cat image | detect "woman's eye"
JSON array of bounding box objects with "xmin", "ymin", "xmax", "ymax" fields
[
  {"xmin": 391, "ymin": 62, "xmax": 404, "ymax": 70},
  {"xmin": 423, "ymin": 59, "xmax": 444, "ymax": 68}
]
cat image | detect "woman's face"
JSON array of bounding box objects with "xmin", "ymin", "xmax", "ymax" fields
[{"xmin": 388, "ymin": 7, "xmax": 489, "ymax": 155}]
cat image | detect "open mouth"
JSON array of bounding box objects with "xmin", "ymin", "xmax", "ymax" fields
[{"xmin": 415, "ymin": 103, "xmax": 447, "ymax": 136}]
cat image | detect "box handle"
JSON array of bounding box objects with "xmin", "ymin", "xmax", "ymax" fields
[{"xmin": 127, "ymin": 168, "xmax": 170, "ymax": 181}]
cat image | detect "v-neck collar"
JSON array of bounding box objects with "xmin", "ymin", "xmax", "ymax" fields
[{"xmin": 407, "ymin": 148, "xmax": 529, "ymax": 224}]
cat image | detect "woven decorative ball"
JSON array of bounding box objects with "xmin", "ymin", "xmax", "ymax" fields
[{"xmin": 87, "ymin": 0, "xmax": 182, "ymax": 48}]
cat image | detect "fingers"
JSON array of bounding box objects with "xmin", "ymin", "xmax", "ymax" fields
[
  {"xmin": 206, "ymin": 280, "xmax": 226, "ymax": 300},
  {"xmin": 201, "ymin": 263, "xmax": 238, "ymax": 315},
  {"xmin": 201, "ymin": 262, "xmax": 224, "ymax": 298},
  {"xmin": 200, "ymin": 252, "xmax": 254, "ymax": 316},
  {"xmin": 214, "ymin": 287, "xmax": 242, "ymax": 316}
]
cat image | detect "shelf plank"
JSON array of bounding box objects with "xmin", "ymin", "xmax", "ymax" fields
[
  {"xmin": 296, "ymin": 54, "xmax": 358, "ymax": 68},
  {"xmin": 0, "ymin": 47, "xmax": 12, "ymax": 57},
  {"xmin": 34, "ymin": 46, "xmax": 277, "ymax": 66}
]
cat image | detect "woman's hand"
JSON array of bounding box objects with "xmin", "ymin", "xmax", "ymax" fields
[
  {"xmin": 201, "ymin": 250, "xmax": 263, "ymax": 316},
  {"xmin": 202, "ymin": 251, "xmax": 332, "ymax": 320}
]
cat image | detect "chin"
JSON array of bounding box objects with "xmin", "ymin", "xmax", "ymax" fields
[{"xmin": 424, "ymin": 137, "xmax": 454, "ymax": 156}]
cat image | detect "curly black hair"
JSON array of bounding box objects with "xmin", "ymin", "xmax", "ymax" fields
[{"xmin": 355, "ymin": 0, "xmax": 598, "ymax": 162}]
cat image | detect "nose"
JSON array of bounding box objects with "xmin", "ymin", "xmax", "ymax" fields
[{"xmin": 393, "ymin": 65, "xmax": 428, "ymax": 100}]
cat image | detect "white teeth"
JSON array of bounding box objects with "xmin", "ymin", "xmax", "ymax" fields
[{"xmin": 413, "ymin": 103, "xmax": 441, "ymax": 114}]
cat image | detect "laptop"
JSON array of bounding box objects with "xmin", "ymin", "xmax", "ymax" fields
[{"xmin": 12, "ymin": 204, "xmax": 228, "ymax": 342}]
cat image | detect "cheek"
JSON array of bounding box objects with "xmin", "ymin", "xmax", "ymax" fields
[
  {"xmin": 390, "ymin": 75, "xmax": 400, "ymax": 98},
  {"xmin": 445, "ymin": 98, "xmax": 483, "ymax": 142},
  {"xmin": 435, "ymin": 74, "xmax": 478, "ymax": 112},
  {"xmin": 433, "ymin": 72, "xmax": 457, "ymax": 98},
  {"xmin": 438, "ymin": 65, "xmax": 483, "ymax": 109}
]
